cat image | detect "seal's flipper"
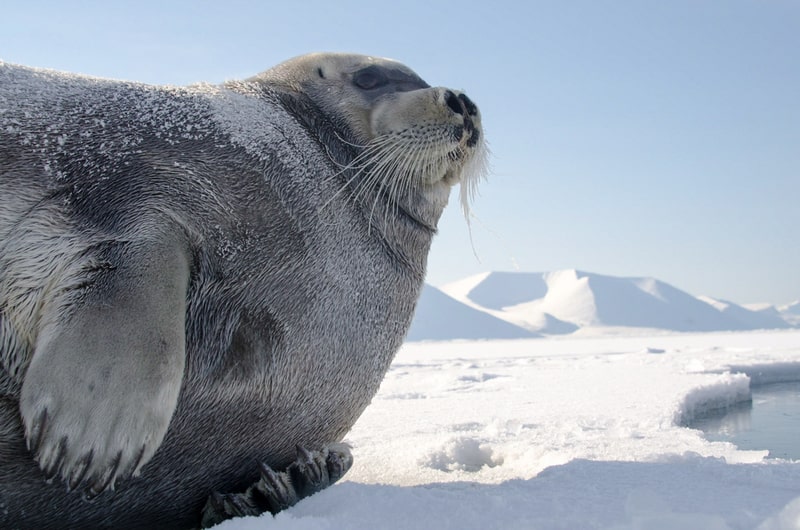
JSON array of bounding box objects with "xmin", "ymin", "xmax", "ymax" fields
[
  {"xmin": 200, "ymin": 443, "xmax": 353, "ymax": 528},
  {"xmin": 19, "ymin": 235, "xmax": 190, "ymax": 494}
]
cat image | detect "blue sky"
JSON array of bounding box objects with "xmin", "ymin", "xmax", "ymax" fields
[{"xmin": 3, "ymin": 1, "xmax": 798, "ymax": 304}]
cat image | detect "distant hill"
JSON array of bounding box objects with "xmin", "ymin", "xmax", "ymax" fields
[
  {"xmin": 405, "ymin": 270, "xmax": 795, "ymax": 342},
  {"xmin": 778, "ymin": 301, "xmax": 800, "ymax": 327},
  {"xmin": 405, "ymin": 284, "xmax": 538, "ymax": 341},
  {"xmin": 698, "ymin": 296, "xmax": 791, "ymax": 331}
]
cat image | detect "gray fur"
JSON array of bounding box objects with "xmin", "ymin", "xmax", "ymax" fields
[{"xmin": 0, "ymin": 53, "xmax": 485, "ymax": 528}]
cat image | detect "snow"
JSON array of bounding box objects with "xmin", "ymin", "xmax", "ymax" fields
[{"xmin": 216, "ymin": 329, "xmax": 800, "ymax": 530}]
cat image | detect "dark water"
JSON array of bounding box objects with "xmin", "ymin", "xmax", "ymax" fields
[{"xmin": 688, "ymin": 381, "xmax": 800, "ymax": 460}]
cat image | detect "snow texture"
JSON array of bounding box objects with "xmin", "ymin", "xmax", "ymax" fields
[{"xmin": 216, "ymin": 330, "xmax": 800, "ymax": 530}]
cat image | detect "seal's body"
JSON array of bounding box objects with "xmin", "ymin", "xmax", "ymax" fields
[{"xmin": 0, "ymin": 53, "xmax": 485, "ymax": 528}]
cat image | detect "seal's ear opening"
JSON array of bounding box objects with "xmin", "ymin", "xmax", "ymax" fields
[{"xmin": 317, "ymin": 68, "xmax": 325, "ymax": 79}]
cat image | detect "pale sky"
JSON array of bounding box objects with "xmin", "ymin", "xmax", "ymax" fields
[{"xmin": 2, "ymin": 0, "xmax": 798, "ymax": 305}]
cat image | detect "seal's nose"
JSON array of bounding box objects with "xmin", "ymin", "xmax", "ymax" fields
[
  {"xmin": 444, "ymin": 90, "xmax": 463, "ymax": 116},
  {"xmin": 444, "ymin": 90, "xmax": 479, "ymax": 119},
  {"xmin": 457, "ymin": 93, "xmax": 478, "ymax": 117},
  {"xmin": 442, "ymin": 89, "xmax": 481, "ymax": 146}
]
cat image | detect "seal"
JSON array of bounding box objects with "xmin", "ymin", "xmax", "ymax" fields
[{"xmin": 0, "ymin": 52, "xmax": 486, "ymax": 528}]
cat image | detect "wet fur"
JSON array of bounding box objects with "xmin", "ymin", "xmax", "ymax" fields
[{"xmin": 0, "ymin": 54, "xmax": 485, "ymax": 527}]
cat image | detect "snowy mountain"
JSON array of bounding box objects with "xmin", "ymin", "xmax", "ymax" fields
[
  {"xmin": 699, "ymin": 296, "xmax": 791, "ymax": 331},
  {"xmin": 778, "ymin": 301, "xmax": 800, "ymax": 326},
  {"xmin": 405, "ymin": 285, "xmax": 538, "ymax": 341},
  {"xmin": 406, "ymin": 270, "xmax": 794, "ymax": 341}
]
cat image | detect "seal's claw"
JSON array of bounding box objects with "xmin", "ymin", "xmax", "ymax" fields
[
  {"xmin": 200, "ymin": 492, "xmax": 258, "ymax": 528},
  {"xmin": 257, "ymin": 461, "xmax": 297, "ymax": 511},
  {"xmin": 42, "ymin": 437, "xmax": 68, "ymax": 481},
  {"xmin": 83, "ymin": 452, "xmax": 122, "ymax": 499},
  {"xmin": 295, "ymin": 444, "xmax": 314, "ymax": 463},
  {"xmin": 223, "ymin": 493, "xmax": 257, "ymax": 518},
  {"xmin": 66, "ymin": 451, "xmax": 93, "ymax": 492},
  {"xmin": 200, "ymin": 443, "xmax": 354, "ymax": 528},
  {"xmin": 325, "ymin": 443, "xmax": 354, "ymax": 483},
  {"xmin": 205, "ymin": 492, "xmax": 226, "ymax": 519},
  {"xmin": 27, "ymin": 409, "xmax": 47, "ymax": 454},
  {"xmin": 200, "ymin": 492, "xmax": 257, "ymax": 528},
  {"xmin": 288, "ymin": 445, "xmax": 328, "ymax": 498}
]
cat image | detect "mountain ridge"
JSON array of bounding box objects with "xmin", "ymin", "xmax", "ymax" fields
[{"xmin": 406, "ymin": 269, "xmax": 795, "ymax": 341}]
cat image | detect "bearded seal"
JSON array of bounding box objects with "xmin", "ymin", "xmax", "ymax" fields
[{"xmin": 0, "ymin": 52, "xmax": 486, "ymax": 528}]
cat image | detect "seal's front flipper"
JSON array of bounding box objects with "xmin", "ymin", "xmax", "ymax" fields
[
  {"xmin": 200, "ymin": 443, "xmax": 353, "ymax": 528},
  {"xmin": 19, "ymin": 235, "xmax": 190, "ymax": 495}
]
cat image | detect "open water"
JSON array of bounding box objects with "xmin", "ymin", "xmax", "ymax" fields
[{"xmin": 688, "ymin": 381, "xmax": 800, "ymax": 460}]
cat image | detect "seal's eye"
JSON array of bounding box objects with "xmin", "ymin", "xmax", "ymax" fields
[{"xmin": 353, "ymin": 66, "xmax": 388, "ymax": 90}]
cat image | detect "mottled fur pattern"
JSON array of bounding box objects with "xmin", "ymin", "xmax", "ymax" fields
[{"xmin": 0, "ymin": 53, "xmax": 485, "ymax": 527}]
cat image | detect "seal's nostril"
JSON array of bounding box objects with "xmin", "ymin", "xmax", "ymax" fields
[
  {"xmin": 444, "ymin": 90, "xmax": 463, "ymax": 116},
  {"xmin": 458, "ymin": 93, "xmax": 477, "ymax": 117},
  {"xmin": 466, "ymin": 128, "xmax": 480, "ymax": 147}
]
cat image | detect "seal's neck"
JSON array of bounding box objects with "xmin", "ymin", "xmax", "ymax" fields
[
  {"xmin": 271, "ymin": 90, "xmax": 361, "ymax": 165},
  {"xmin": 270, "ymin": 88, "xmax": 447, "ymax": 278}
]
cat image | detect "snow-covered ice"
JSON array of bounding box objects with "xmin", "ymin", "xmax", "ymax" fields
[{"xmin": 216, "ymin": 329, "xmax": 800, "ymax": 530}]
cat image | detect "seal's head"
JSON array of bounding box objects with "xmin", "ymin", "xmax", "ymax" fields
[{"xmin": 254, "ymin": 53, "xmax": 488, "ymax": 229}]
